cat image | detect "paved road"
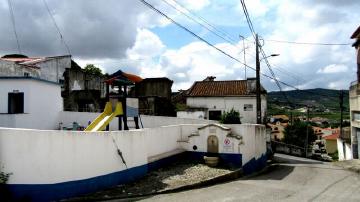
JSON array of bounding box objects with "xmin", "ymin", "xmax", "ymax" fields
[{"xmin": 130, "ymin": 154, "xmax": 360, "ymax": 202}]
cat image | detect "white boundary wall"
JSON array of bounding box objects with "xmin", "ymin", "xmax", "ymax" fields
[
  {"xmin": 57, "ymin": 112, "xmax": 215, "ymax": 130},
  {"xmin": 0, "ymin": 123, "xmax": 266, "ymax": 185}
]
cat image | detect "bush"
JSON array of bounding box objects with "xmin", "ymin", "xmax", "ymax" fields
[
  {"xmin": 283, "ymin": 120, "xmax": 316, "ymax": 147},
  {"xmin": 220, "ymin": 108, "xmax": 241, "ymax": 124},
  {"xmin": 0, "ymin": 171, "xmax": 11, "ymax": 184}
]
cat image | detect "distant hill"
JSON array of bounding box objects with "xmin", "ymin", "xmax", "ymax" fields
[{"xmin": 268, "ymin": 88, "xmax": 349, "ymax": 118}]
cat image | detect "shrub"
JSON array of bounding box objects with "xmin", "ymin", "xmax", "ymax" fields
[{"xmin": 220, "ymin": 108, "xmax": 241, "ymax": 124}]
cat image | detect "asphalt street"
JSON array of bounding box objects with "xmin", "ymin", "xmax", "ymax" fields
[{"xmin": 121, "ymin": 154, "xmax": 360, "ymax": 202}]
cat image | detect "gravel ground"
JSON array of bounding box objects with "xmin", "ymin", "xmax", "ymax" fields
[{"xmin": 66, "ymin": 160, "xmax": 234, "ymax": 201}]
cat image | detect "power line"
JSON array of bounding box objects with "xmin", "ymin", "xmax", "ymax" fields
[
  {"xmin": 238, "ymin": 0, "xmax": 338, "ymax": 105},
  {"xmin": 140, "ymin": 0, "xmax": 339, "ymax": 105},
  {"xmin": 138, "ymin": 0, "xmax": 256, "ymax": 71},
  {"xmin": 239, "ymin": 0, "xmax": 256, "ymax": 38},
  {"xmin": 42, "ymin": 0, "xmax": 71, "ymax": 55},
  {"xmin": 239, "ymin": 0, "xmax": 293, "ymax": 106},
  {"xmin": 265, "ymin": 39, "xmax": 352, "ymax": 46},
  {"xmin": 169, "ymin": 0, "xmax": 245, "ymax": 43},
  {"xmin": 7, "ymin": 0, "xmax": 21, "ymax": 54},
  {"xmin": 160, "ymin": 0, "xmax": 237, "ymax": 45}
]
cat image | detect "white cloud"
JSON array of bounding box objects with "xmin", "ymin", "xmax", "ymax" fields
[
  {"xmin": 126, "ymin": 28, "xmax": 165, "ymax": 60},
  {"xmin": 328, "ymin": 80, "xmax": 348, "ymax": 90},
  {"xmin": 181, "ymin": 0, "xmax": 210, "ymax": 11},
  {"xmin": 237, "ymin": 0, "xmax": 271, "ymax": 18},
  {"xmin": 317, "ymin": 64, "xmax": 348, "ymax": 74}
]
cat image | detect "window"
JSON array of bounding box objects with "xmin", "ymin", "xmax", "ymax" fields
[
  {"xmin": 8, "ymin": 92, "xmax": 24, "ymax": 114},
  {"xmin": 353, "ymin": 112, "xmax": 360, "ymax": 121},
  {"xmin": 244, "ymin": 104, "xmax": 253, "ymax": 111},
  {"xmin": 209, "ymin": 110, "xmax": 222, "ymax": 120}
]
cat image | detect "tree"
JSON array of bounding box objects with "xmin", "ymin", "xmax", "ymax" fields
[
  {"xmin": 83, "ymin": 64, "xmax": 103, "ymax": 76},
  {"xmin": 283, "ymin": 120, "xmax": 316, "ymax": 147},
  {"xmin": 220, "ymin": 108, "xmax": 241, "ymax": 124}
]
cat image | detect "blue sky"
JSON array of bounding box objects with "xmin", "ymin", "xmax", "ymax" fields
[{"xmin": 0, "ymin": 0, "xmax": 359, "ymax": 91}]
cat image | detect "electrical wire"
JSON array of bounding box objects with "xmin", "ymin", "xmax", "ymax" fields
[
  {"xmin": 7, "ymin": 0, "xmax": 21, "ymax": 54},
  {"xmin": 160, "ymin": 0, "xmax": 237, "ymax": 45},
  {"xmin": 141, "ymin": 0, "xmax": 340, "ymax": 106},
  {"xmin": 265, "ymin": 39, "xmax": 352, "ymax": 46},
  {"xmin": 168, "ymin": 0, "xmax": 244, "ymax": 43},
  {"xmin": 42, "ymin": 0, "xmax": 71, "ymax": 55},
  {"xmin": 138, "ymin": 0, "xmax": 256, "ymax": 71}
]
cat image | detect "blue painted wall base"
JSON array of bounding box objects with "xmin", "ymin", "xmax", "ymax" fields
[
  {"xmin": 242, "ymin": 154, "xmax": 268, "ymax": 175},
  {"xmin": 3, "ymin": 152, "xmax": 266, "ymax": 201}
]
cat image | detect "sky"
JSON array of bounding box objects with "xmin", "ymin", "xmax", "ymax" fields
[{"xmin": 0, "ymin": 0, "xmax": 359, "ymax": 92}]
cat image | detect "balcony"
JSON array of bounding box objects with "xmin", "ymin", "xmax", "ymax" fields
[{"xmin": 350, "ymin": 80, "xmax": 360, "ymax": 96}]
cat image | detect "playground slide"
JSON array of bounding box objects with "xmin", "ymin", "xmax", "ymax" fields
[{"xmin": 84, "ymin": 102, "xmax": 123, "ymax": 132}]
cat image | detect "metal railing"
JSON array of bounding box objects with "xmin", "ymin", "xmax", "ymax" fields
[{"xmin": 351, "ymin": 80, "xmax": 358, "ymax": 87}]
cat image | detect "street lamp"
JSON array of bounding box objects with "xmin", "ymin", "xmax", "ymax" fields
[{"xmin": 260, "ymin": 54, "xmax": 280, "ymax": 62}]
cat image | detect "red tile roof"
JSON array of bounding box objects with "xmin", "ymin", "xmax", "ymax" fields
[
  {"xmin": 187, "ymin": 80, "xmax": 265, "ymax": 97},
  {"xmin": 323, "ymin": 133, "xmax": 339, "ymax": 140}
]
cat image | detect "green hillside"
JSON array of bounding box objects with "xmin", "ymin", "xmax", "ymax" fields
[{"xmin": 268, "ymin": 88, "xmax": 350, "ymax": 120}]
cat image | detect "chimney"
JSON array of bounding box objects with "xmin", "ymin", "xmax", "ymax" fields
[
  {"xmin": 203, "ymin": 76, "xmax": 216, "ymax": 81},
  {"xmin": 246, "ymin": 77, "xmax": 256, "ymax": 93}
]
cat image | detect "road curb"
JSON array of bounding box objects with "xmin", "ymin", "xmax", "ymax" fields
[
  {"xmin": 333, "ymin": 162, "xmax": 360, "ymax": 174},
  {"xmin": 80, "ymin": 162, "xmax": 274, "ymax": 202}
]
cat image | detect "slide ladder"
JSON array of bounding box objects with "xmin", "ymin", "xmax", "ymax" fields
[{"xmin": 84, "ymin": 102, "xmax": 123, "ymax": 132}]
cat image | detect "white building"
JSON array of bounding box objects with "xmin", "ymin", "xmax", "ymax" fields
[
  {"xmin": 178, "ymin": 77, "xmax": 267, "ymax": 124},
  {"xmin": 348, "ymin": 26, "xmax": 360, "ymax": 160},
  {"xmin": 0, "ymin": 77, "xmax": 63, "ymax": 130}
]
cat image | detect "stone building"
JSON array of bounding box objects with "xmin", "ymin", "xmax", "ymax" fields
[
  {"xmin": 0, "ymin": 54, "xmax": 71, "ymax": 83},
  {"xmin": 131, "ymin": 77, "xmax": 175, "ymax": 116},
  {"xmin": 62, "ymin": 67, "xmax": 106, "ymax": 112}
]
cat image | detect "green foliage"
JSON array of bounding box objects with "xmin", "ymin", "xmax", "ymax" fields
[
  {"xmin": 268, "ymin": 88, "xmax": 350, "ymax": 120},
  {"xmin": 83, "ymin": 64, "xmax": 103, "ymax": 76},
  {"xmin": 175, "ymin": 103, "xmax": 187, "ymax": 111},
  {"xmin": 220, "ymin": 108, "xmax": 241, "ymax": 124},
  {"xmin": 0, "ymin": 171, "xmax": 12, "ymax": 184},
  {"xmin": 283, "ymin": 121, "xmax": 316, "ymax": 147},
  {"xmin": 329, "ymin": 150, "xmax": 339, "ymax": 161}
]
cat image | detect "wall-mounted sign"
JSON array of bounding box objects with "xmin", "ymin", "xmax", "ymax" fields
[{"xmin": 223, "ymin": 138, "xmax": 234, "ymax": 152}]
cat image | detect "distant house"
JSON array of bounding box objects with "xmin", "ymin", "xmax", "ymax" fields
[
  {"xmin": 324, "ymin": 132, "xmax": 339, "ymax": 154},
  {"xmin": 310, "ymin": 117, "xmax": 329, "ymax": 125},
  {"xmin": 178, "ymin": 77, "xmax": 267, "ymax": 123},
  {"xmin": 267, "ymin": 122, "xmax": 287, "ymax": 141},
  {"xmin": 270, "ymin": 115, "xmax": 289, "ymax": 123}
]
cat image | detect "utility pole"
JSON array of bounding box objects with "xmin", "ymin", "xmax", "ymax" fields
[
  {"xmin": 305, "ymin": 106, "xmax": 310, "ymax": 157},
  {"xmin": 339, "ymin": 90, "xmax": 346, "ymax": 158},
  {"xmin": 256, "ymin": 33, "xmax": 261, "ymax": 124},
  {"xmin": 339, "ymin": 90, "xmax": 344, "ymax": 138}
]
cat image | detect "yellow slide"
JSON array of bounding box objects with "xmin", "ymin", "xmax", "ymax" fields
[{"xmin": 85, "ymin": 102, "xmax": 123, "ymax": 132}]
